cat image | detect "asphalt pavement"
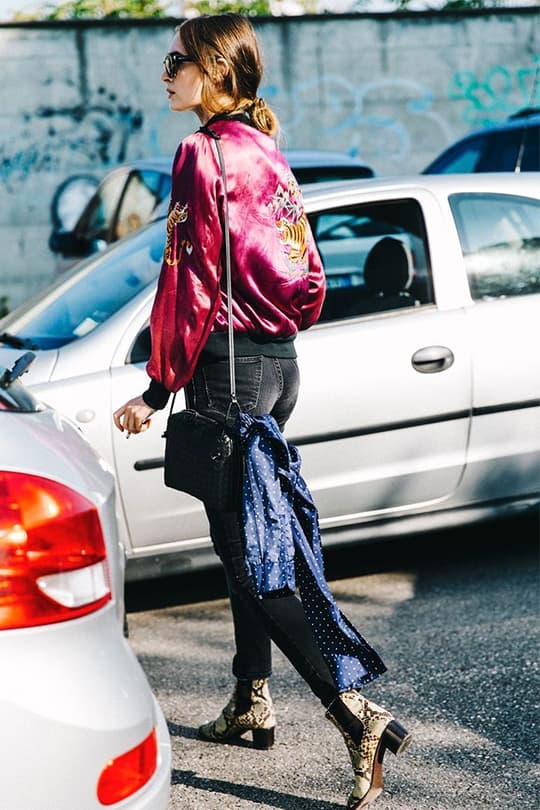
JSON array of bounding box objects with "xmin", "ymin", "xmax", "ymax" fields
[{"xmin": 126, "ymin": 513, "xmax": 539, "ymax": 810}]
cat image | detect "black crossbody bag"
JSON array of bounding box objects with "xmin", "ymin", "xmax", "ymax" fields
[{"xmin": 161, "ymin": 131, "xmax": 242, "ymax": 511}]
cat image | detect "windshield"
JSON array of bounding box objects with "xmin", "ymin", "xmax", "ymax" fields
[{"xmin": 1, "ymin": 220, "xmax": 166, "ymax": 349}]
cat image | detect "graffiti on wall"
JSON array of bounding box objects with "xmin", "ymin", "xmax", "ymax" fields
[
  {"xmin": 145, "ymin": 59, "xmax": 537, "ymax": 170},
  {"xmin": 142, "ymin": 74, "xmax": 454, "ymax": 173},
  {"xmin": 0, "ymin": 86, "xmax": 143, "ymax": 192},
  {"xmin": 35, "ymin": 57, "xmax": 537, "ymax": 246},
  {"xmin": 1, "ymin": 58, "xmax": 538, "ymax": 195},
  {"xmin": 258, "ymin": 75, "xmax": 454, "ymax": 166},
  {"xmin": 448, "ymin": 56, "xmax": 540, "ymax": 128}
]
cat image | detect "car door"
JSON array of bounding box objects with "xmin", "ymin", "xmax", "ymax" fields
[
  {"xmin": 448, "ymin": 190, "xmax": 540, "ymax": 502},
  {"xmin": 110, "ymin": 188, "xmax": 473, "ymax": 554},
  {"xmin": 286, "ymin": 190, "xmax": 472, "ymax": 530}
]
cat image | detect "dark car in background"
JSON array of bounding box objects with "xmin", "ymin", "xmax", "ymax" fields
[
  {"xmin": 49, "ymin": 150, "xmax": 374, "ymax": 272},
  {"xmin": 423, "ymin": 108, "xmax": 540, "ymax": 175}
]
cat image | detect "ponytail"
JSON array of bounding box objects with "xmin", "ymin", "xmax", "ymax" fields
[{"xmin": 248, "ymin": 97, "xmax": 279, "ymax": 138}]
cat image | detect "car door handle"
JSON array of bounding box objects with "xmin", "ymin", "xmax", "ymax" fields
[
  {"xmin": 411, "ymin": 345, "xmax": 454, "ymax": 374},
  {"xmin": 76, "ymin": 408, "xmax": 96, "ymax": 423}
]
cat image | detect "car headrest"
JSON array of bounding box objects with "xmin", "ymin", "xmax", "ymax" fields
[{"xmin": 364, "ymin": 237, "xmax": 414, "ymax": 295}]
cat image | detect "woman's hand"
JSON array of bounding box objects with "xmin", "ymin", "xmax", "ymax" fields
[{"xmin": 113, "ymin": 395, "xmax": 156, "ymax": 436}]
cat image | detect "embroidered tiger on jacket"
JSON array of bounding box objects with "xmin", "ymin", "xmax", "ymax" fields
[
  {"xmin": 268, "ymin": 176, "xmax": 309, "ymax": 276},
  {"xmin": 164, "ymin": 201, "xmax": 192, "ymax": 267}
]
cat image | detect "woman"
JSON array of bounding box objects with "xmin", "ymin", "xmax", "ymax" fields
[{"xmin": 113, "ymin": 13, "xmax": 410, "ymax": 809}]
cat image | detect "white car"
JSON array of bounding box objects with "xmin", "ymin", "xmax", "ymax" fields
[
  {"xmin": 1, "ymin": 173, "xmax": 539, "ymax": 583},
  {"xmin": 0, "ymin": 354, "xmax": 171, "ymax": 808}
]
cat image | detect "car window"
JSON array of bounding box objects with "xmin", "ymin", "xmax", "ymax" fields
[
  {"xmin": 293, "ymin": 166, "xmax": 374, "ymax": 184},
  {"xmin": 115, "ymin": 170, "xmax": 166, "ymax": 241},
  {"xmin": 449, "ymin": 192, "xmax": 540, "ymax": 300},
  {"xmin": 309, "ymin": 199, "xmax": 434, "ymax": 322},
  {"xmin": 75, "ymin": 169, "xmax": 127, "ymax": 244},
  {"xmin": 9, "ymin": 222, "xmax": 165, "ymax": 349},
  {"xmin": 425, "ymin": 135, "xmax": 487, "ymax": 173},
  {"xmin": 475, "ymin": 129, "xmax": 522, "ymax": 172},
  {"xmin": 520, "ymin": 125, "xmax": 540, "ymax": 171}
]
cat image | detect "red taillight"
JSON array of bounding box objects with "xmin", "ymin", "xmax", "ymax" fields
[
  {"xmin": 0, "ymin": 471, "xmax": 111, "ymax": 630},
  {"xmin": 97, "ymin": 728, "xmax": 158, "ymax": 805}
]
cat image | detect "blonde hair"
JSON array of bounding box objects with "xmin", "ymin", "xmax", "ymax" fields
[{"xmin": 177, "ymin": 13, "xmax": 279, "ymax": 138}]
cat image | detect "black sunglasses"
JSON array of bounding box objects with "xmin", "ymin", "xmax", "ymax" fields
[{"xmin": 163, "ymin": 51, "xmax": 195, "ymax": 78}]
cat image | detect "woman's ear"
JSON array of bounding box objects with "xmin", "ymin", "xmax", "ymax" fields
[{"xmin": 213, "ymin": 56, "xmax": 229, "ymax": 83}]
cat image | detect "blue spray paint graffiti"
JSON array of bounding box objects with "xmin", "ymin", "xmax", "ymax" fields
[
  {"xmin": 3, "ymin": 59, "xmax": 538, "ymax": 195},
  {"xmin": 265, "ymin": 75, "xmax": 453, "ymax": 166},
  {"xmin": 145, "ymin": 62, "xmax": 538, "ymax": 167},
  {"xmin": 448, "ymin": 56, "xmax": 540, "ymax": 128},
  {"xmin": 145, "ymin": 74, "xmax": 453, "ymax": 170},
  {"xmin": 0, "ymin": 86, "xmax": 143, "ymax": 192}
]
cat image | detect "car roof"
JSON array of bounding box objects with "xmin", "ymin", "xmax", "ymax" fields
[
  {"xmin": 125, "ymin": 156, "xmax": 172, "ymax": 172},
  {"xmin": 300, "ymin": 171, "xmax": 540, "ymax": 205}
]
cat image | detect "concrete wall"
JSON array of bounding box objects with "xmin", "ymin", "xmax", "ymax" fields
[{"xmin": 0, "ymin": 9, "xmax": 538, "ymax": 310}]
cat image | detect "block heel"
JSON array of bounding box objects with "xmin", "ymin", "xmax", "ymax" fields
[
  {"xmin": 252, "ymin": 726, "xmax": 275, "ymax": 749},
  {"xmin": 381, "ymin": 719, "xmax": 412, "ymax": 756},
  {"xmin": 326, "ymin": 691, "xmax": 412, "ymax": 809},
  {"xmin": 198, "ymin": 678, "xmax": 276, "ymax": 747}
]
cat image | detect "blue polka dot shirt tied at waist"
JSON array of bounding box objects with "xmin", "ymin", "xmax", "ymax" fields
[{"xmin": 239, "ymin": 412, "xmax": 386, "ymax": 692}]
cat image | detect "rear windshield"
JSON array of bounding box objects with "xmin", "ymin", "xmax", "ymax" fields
[
  {"xmin": 294, "ymin": 166, "xmax": 374, "ymax": 184},
  {"xmin": 1, "ymin": 221, "xmax": 166, "ymax": 350}
]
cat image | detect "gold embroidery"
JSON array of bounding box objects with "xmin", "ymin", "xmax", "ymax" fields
[
  {"xmin": 268, "ymin": 175, "xmax": 309, "ymax": 276},
  {"xmin": 164, "ymin": 202, "xmax": 191, "ymax": 266},
  {"xmin": 276, "ymin": 214, "xmax": 308, "ymax": 268}
]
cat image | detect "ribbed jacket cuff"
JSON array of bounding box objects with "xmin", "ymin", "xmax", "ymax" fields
[{"xmin": 142, "ymin": 379, "xmax": 171, "ymax": 410}]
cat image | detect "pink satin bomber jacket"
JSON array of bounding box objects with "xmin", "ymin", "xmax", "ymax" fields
[{"xmin": 145, "ymin": 118, "xmax": 326, "ymax": 398}]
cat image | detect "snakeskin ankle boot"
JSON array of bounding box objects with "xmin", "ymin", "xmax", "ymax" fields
[
  {"xmin": 198, "ymin": 678, "xmax": 275, "ymax": 750},
  {"xmin": 326, "ymin": 690, "xmax": 411, "ymax": 809}
]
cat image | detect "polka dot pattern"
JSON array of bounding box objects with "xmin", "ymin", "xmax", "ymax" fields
[{"xmin": 238, "ymin": 412, "xmax": 386, "ymax": 692}]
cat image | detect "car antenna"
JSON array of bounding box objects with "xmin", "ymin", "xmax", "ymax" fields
[
  {"xmin": 0, "ymin": 351, "xmax": 36, "ymax": 388},
  {"xmin": 515, "ymin": 65, "xmax": 540, "ymax": 173}
]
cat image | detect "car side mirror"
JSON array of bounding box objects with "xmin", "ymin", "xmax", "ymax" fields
[{"xmin": 48, "ymin": 229, "xmax": 92, "ymax": 258}]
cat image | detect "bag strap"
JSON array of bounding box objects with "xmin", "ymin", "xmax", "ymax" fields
[
  {"xmin": 168, "ymin": 125, "xmax": 237, "ymax": 420},
  {"xmin": 211, "ymin": 133, "xmax": 236, "ymax": 404}
]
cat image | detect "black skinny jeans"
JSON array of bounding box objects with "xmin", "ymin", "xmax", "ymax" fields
[{"xmin": 184, "ymin": 355, "xmax": 338, "ymax": 708}]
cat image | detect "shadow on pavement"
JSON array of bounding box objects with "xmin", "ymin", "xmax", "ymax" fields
[
  {"xmin": 167, "ymin": 721, "xmax": 255, "ymax": 748},
  {"xmin": 125, "ymin": 511, "xmax": 538, "ymax": 614},
  {"xmin": 170, "ymin": 769, "xmax": 343, "ymax": 809},
  {"xmin": 129, "ymin": 509, "xmax": 538, "ymax": 808}
]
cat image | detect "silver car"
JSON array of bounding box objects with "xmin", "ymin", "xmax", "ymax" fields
[
  {"xmin": 0, "ymin": 354, "xmax": 171, "ymax": 807},
  {"xmin": 1, "ymin": 173, "xmax": 539, "ymax": 583}
]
